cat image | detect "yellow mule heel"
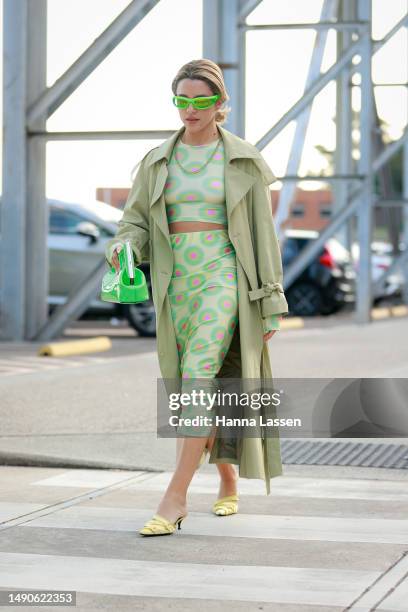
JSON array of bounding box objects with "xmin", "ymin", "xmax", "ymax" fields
[
  {"xmin": 212, "ymin": 494, "xmax": 239, "ymax": 516},
  {"xmin": 139, "ymin": 513, "xmax": 187, "ymax": 536}
]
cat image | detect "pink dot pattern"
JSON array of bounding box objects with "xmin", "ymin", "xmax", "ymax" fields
[{"xmin": 164, "ymin": 138, "xmax": 226, "ymax": 226}]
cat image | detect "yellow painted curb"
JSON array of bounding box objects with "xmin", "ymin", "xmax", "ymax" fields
[
  {"xmin": 390, "ymin": 305, "xmax": 408, "ymax": 317},
  {"xmin": 38, "ymin": 336, "xmax": 112, "ymax": 357},
  {"xmin": 281, "ymin": 317, "xmax": 304, "ymax": 330},
  {"xmin": 371, "ymin": 305, "xmax": 408, "ymax": 320},
  {"xmin": 371, "ymin": 307, "xmax": 391, "ymax": 319}
]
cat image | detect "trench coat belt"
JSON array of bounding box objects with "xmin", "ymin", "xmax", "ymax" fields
[{"xmin": 248, "ymin": 281, "xmax": 284, "ymax": 301}]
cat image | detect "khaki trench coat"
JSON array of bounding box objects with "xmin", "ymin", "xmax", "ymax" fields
[{"xmin": 105, "ymin": 124, "xmax": 289, "ymax": 495}]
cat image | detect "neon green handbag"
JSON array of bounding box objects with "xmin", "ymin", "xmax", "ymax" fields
[{"xmin": 100, "ymin": 240, "xmax": 149, "ymax": 304}]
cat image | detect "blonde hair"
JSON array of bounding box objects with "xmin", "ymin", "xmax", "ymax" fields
[{"xmin": 171, "ymin": 58, "xmax": 231, "ymax": 125}]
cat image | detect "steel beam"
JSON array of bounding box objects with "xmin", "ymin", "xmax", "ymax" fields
[
  {"xmin": 355, "ymin": 0, "xmax": 373, "ymax": 324},
  {"xmin": 254, "ymin": 37, "xmax": 363, "ymax": 151},
  {"xmin": 334, "ymin": 0, "xmax": 355, "ymax": 254},
  {"xmin": 403, "ymin": 138, "xmax": 408, "ymax": 304},
  {"xmin": 283, "ymin": 125, "xmax": 408, "ymax": 289},
  {"xmin": 255, "ymin": 11, "xmax": 407, "ymax": 151},
  {"xmin": 239, "ymin": 0, "xmax": 263, "ymax": 20},
  {"xmin": 34, "ymin": 259, "xmax": 107, "ymax": 342},
  {"xmin": 203, "ymin": 0, "xmax": 243, "ymax": 136},
  {"xmin": 25, "ymin": 0, "xmax": 48, "ymax": 340},
  {"xmin": 28, "ymin": 130, "xmax": 176, "ymax": 141},
  {"xmin": 26, "ymin": 0, "xmax": 160, "ymax": 127},
  {"xmin": 241, "ymin": 21, "xmax": 368, "ymax": 31},
  {"xmin": 0, "ymin": 1, "xmax": 28, "ymax": 341}
]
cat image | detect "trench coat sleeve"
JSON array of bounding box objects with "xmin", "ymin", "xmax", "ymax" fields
[
  {"xmin": 262, "ymin": 314, "xmax": 282, "ymax": 333},
  {"xmin": 104, "ymin": 158, "xmax": 150, "ymax": 267},
  {"xmin": 249, "ymin": 166, "xmax": 289, "ymax": 318}
]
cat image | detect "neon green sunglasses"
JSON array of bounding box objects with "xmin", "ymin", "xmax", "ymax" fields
[{"xmin": 172, "ymin": 94, "xmax": 220, "ymax": 110}]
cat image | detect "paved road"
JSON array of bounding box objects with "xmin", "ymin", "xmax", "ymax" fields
[{"xmin": 1, "ymin": 315, "xmax": 408, "ymax": 468}]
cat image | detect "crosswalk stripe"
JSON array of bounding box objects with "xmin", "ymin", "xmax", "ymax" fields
[
  {"xmin": 0, "ymin": 355, "xmax": 117, "ymax": 376},
  {"xmin": 31, "ymin": 469, "xmax": 146, "ymax": 489},
  {"xmin": 125, "ymin": 470, "xmax": 408, "ymax": 502},
  {"xmin": 0, "ymin": 366, "xmax": 34, "ymax": 374},
  {"xmin": 0, "ymin": 552, "xmax": 380, "ymax": 607},
  {"xmin": 16, "ymin": 506, "xmax": 408, "ymax": 545},
  {"xmin": 31, "ymin": 469, "xmax": 408, "ymax": 502},
  {"xmin": 0, "ymin": 358, "xmax": 81, "ymax": 367},
  {"xmin": 0, "ymin": 503, "xmax": 45, "ymax": 523}
]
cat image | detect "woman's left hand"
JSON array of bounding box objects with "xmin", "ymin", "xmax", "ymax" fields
[{"xmin": 263, "ymin": 330, "xmax": 277, "ymax": 342}]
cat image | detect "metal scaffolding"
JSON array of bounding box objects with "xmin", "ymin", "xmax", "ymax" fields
[{"xmin": 1, "ymin": 0, "xmax": 407, "ymax": 341}]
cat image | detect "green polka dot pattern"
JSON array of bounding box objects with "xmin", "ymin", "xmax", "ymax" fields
[
  {"xmin": 168, "ymin": 229, "xmax": 237, "ymax": 296},
  {"xmin": 168, "ymin": 229, "xmax": 238, "ymax": 389},
  {"xmin": 165, "ymin": 138, "xmax": 227, "ymax": 225}
]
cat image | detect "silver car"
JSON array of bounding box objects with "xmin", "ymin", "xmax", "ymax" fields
[{"xmin": 48, "ymin": 197, "xmax": 156, "ymax": 336}]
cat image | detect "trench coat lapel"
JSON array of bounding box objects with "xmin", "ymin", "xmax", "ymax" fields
[{"xmin": 149, "ymin": 162, "xmax": 171, "ymax": 242}]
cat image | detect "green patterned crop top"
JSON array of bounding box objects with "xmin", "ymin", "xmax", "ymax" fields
[{"xmin": 164, "ymin": 137, "xmax": 227, "ymax": 225}]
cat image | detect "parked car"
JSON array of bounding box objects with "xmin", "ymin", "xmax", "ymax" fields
[
  {"xmin": 47, "ymin": 198, "xmax": 156, "ymax": 336},
  {"xmin": 282, "ymin": 229, "xmax": 356, "ymax": 316},
  {"xmin": 351, "ymin": 241, "xmax": 405, "ymax": 301}
]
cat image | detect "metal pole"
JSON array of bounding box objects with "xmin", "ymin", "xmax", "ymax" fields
[
  {"xmin": 220, "ymin": 0, "xmax": 241, "ymax": 135},
  {"xmin": 402, "ymin": 10, "xmax": 408, "ymax": 305},
  {"xmin": 334, "ymin": 0, "xmax": 355, "ymax": 253},
  {"xmin": 355, "ymin": 0, "xmax": 373, "ymax": 324},
  {"xmin": 237, "ymin": 5, "xmax": 247, "ymax": 138},
  {"xmin": 0, "ymin": 0, "xmax": 28, "ymax": 341},
  {"xmin": 25, "ymin": 0, "xmax": 48, "ymax": 340},
  {"xmin": 203, "ymin": 0, "xmax": 243, "ymax": 136},
  {"xmin": 403, "ymin": 139, "xmax": 408, "ymax": 304}
]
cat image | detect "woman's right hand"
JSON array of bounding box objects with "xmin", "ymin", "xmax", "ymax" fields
[{"xmin": 112, "ymin": 245, "xmax": 123, "ymax": 273}]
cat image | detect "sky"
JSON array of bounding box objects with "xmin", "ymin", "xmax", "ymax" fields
[{"xmin": 0, "ymin": 0, "xmax": 407, "ymax": 203}]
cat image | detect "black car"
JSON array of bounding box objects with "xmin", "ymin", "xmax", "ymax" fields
[{"xmin": 282, "ymin": 229, "xmax": 356, "ymax": 317}]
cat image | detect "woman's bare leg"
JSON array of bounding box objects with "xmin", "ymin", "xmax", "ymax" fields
[
  {"xmin": 175, "ymin": 437, "xmax": 183, "ymax": 465},
  {"xmin": 167, "ymin": 432, "xmax": 237, "ymax": 523},
  {"xmin": 206, "ymin": 432, "xmax": 238, "ymax": 498},
  {"xmin": 175, "ymin": 436, "xmax": 209, "ymax": 470},
  {"xmin": 157, "ymin": 435, "xmax": 209, "ymax": 522}
]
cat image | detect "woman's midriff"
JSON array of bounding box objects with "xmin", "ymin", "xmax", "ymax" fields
[{"xmin": 169, "ymin": 221, "xmax": 227, "ymax": 234}]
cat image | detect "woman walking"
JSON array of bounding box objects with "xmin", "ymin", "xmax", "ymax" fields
[{"xmin": 105, "ymin": 59, "xmax": 288, "ymax": 536}]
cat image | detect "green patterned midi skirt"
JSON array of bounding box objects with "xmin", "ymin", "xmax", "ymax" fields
[{"xmin": 168, "ymin": 228, "xmax": 239, "ymax": 436}]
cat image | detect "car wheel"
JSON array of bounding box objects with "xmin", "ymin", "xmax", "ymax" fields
[
  {"xmin": 320, "ymin": 302, "xmax": 342, "ymax": 316},
  {"xmin": 286, "ymin": 282, "xmax": 323, "ymax": 317},
  {"xmin": 123, "ymin": 268, "xmax": 156, "ymax": 337},
  {"xmin": 123, "ymin": 301, "xmax": 156, "ymax": 337}
]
